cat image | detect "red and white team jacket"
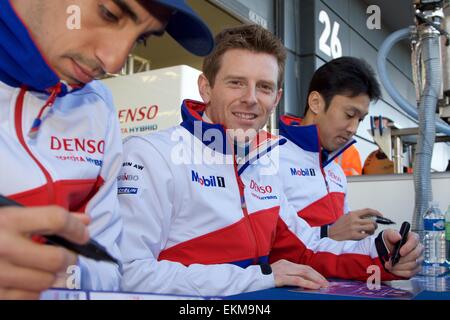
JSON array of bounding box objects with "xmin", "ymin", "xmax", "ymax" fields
[
  {"xmin": 118, "ymin": 100, "xmax": 397, "ymax": 297},
  {"xmin": 279, "ymin": 115, "xmax": 354, "ymax": 231},
  {"xmin": 0, "ymin": 80, "xmax": 122, "ymax": 290}
]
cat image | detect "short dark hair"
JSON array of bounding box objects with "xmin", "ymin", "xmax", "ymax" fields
[
  {"xmin": 202, "ymin": 24, "xmax": 287, "ymax": 89},
  {"xmin": 305, "ymin": 57, "xmax": 381, "ymax": 114}
]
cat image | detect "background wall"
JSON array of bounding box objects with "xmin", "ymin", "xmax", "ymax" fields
[
  {"xmin": 125, "ymin": 0, "xmax": 449, "ymax": 170},
  {"xmin": 277, "ymin": 0, "xmax": 449, "ymax": 171},
  {"xmin": 347, "ymin": 173, "xmax": 450, "ymax": 235}
]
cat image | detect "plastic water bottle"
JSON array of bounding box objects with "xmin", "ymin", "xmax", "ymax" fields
[
  {"xmin": 423, "ymin": 202, "xmax": 446, "ymax": 275},
  {"xmin": 446, "ymin": 204, "xmax": 450, "ymax": 265}
]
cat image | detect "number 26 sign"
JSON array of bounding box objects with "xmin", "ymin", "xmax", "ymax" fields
[{"xmin": 318, "ymin": 10, "xmax": 343, "ymax": 59}]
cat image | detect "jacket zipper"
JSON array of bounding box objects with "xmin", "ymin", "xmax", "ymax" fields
[
  {"xmin": 202, "ymin": 115, "xmax": 262, "ymax": 265},
  {"xmin": 232, "ymin": 154, "xmax": 260, "ymax": 265},
  {"xmin": 318, "ymin": 150, "xmax": 339, "ymax": 219},
  {"xmin": 314, "ymin": 126, "xmax": 339, "ymax": 219},
  {"xmin": 14, "ymin": 87, "xmax": 56, "ymax": 203}
]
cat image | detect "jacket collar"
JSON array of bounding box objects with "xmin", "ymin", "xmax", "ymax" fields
[
  {"xmin": 0, "ymin": 0, "xmax": 82, "ymax": 97},
  {"xmin": 279, "ymin": 114, "xmax": 355, "ymax": 167},
  {"xmin": 180, "ymin": 99, "xmax": 286, "ymax": 174}
]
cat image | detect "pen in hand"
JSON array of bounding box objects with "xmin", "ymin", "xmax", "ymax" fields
[
  {"xmin": 366, "ymin": 215, "xmax": 396, "ymax": 225},
  {"xmin": 0, "ymin": 195, "xmax": 118, "ymax": 265},
  {"xmin": 391, "ymin": 221, "xmax": 411, "ymax": 266}
]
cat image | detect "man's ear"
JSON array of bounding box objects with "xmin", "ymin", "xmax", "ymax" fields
[
  {"xmin": 270, "ymin": 88, "xmax": 283, "ymax": 114},
  {"xmin": 198, "ymin": 74, "xmax": 212, "ymax": 104},
  {"xmin": 307, "ymin": 91, "xmax": 325, "ymax": 115}
]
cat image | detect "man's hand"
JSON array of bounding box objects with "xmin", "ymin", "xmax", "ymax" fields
[
  {"xmin": 52, "ymin": 213, "xmax": 91, "ymax": 289},
  {"xmin": 0, "ymin": 206, "xmax": 89, "ymax": 300},
  {"xmin": 382, "ymin": 229, "xmax": 423, "ymax": 278},
  {"xmin": 328, "ymin": 208, "xmax": 383, "ymax": 241},
  {"xmin": 272, "ymin": 259, "xmax": 329, "ymax": 289}
]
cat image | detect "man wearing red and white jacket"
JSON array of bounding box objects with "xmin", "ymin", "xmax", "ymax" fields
[
  {"xmin": 0, "ymin": 0, "xmax": 213, "ymax": 299},
  {"xmin": 118, "ymin": 25, "xmax": 423, "ymax": 297},
  {"xmin": 279, "ymin": 57, "xmax": 389, "ymax": 241}
]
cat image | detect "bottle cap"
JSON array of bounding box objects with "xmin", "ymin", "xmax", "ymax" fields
[{"xmin": 429, "ymin": 201, "xmax": 440, "ymax": 209}]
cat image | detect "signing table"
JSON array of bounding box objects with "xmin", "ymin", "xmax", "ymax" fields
[
  {"xmin": 227, "ymin": 275, "xmax": 450, "ymax": 300},
  {"xmin": 41, "ymin": 275, "xmax": 450, "ymax": 300}
]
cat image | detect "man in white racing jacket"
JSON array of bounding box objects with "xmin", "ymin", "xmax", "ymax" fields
[
  {"xmin": 278, "ymin": 57, "xmax": 387, "ymax": 241},
  {"xmin": 0, "ymin": 0, "xmax": 213, "ymax": 299},
  {"xmin": 118, "ymin": 24, "xmax": 423, "ymax": 297}
]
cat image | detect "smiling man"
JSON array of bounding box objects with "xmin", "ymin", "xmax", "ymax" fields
[
  {"xmin": 0, "ymin": 0, "xmax": 213, "ymax": 299},
  {"xmin": 117, "ymin": 26, "xmax": 422, "ymax": 297},
  {"xmin": 198, "ymin": 36, "xmax": 284, "ymax": 138},
  {"xmin": 278, "ymin": 57, "xmax": 388, "ymax": 240}
]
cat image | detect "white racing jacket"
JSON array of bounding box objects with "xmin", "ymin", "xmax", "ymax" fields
[
  {"xmin": 0, "ymin": 80, "xmax": 123, "ymax": 290},
  {"xmin": 118, "ymin": 100, "xmax": 398, "ymax": 297},
  {"xmin": 278, "ymin": 115, "xmax": 353, "ymax": 232}
]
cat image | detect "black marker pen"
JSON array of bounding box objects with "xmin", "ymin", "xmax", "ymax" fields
[
  {"xmin": 391, "ymin": 221, "xmax": 411, "ymax": 266},
  {"xmin": 370, "ymin": 216, "xmax": 396, "ymax": 225}
]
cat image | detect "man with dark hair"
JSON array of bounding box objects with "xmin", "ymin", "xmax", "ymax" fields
[
  {"xmin": 118, "ymin": 30, "xmax": 422, "ymax": 297},
  {"xmin": 279, "ymin": 57, "xmax": 388, "ymax": 241},
  {"xmin": 305, "ymin": 57, "xmax": 382, "ymax": 114},
  {"xmin": 0, "ymin": 0, "xmax": 213, "ymax": 299}
]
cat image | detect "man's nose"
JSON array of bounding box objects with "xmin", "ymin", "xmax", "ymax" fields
[
  {"xmin": 347, "ymin": 118, "xmax": 359, "ymax": 135},
  {"xmin": 241, "ymin": 86, "xmax": 258, "ymax": 105},
  {"xmin": 95, "ymin": 34, "xmax": 136, "ymax": 74}
]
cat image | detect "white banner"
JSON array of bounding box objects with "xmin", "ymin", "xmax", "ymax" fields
[{"xmin": 102, "ymin": 65, "xmax": 202, "ymax": 138}]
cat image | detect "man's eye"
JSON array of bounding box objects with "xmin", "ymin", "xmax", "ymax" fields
[
  {"xmin": 260, "ymin": 85, "xmax": 274, "ymax": 93},
  {"xmin": 100, "ymin": 5, "xmax": 119, "ymax": 23}
]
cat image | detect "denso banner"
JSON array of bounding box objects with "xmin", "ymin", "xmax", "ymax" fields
[{"xmin": 102, "ymin": 65, "xmax": 202, "ymax": 138}]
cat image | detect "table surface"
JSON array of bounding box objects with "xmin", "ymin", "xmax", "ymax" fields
[
  {"xmin": 41, "ymin": 275, "xmax": 450, "ymax": 300},
  {"xmin": 227, "ymin": 275, "xmax": 450, "ymax": 300}
]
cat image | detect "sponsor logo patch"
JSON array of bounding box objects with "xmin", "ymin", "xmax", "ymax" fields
[
  {"xmin": 122, "ymin": 162, "xmax": 144, "ymax": 170},
  {"xmin": 54, "ymin": 155, "xmax": 103, "ymax": 167},
  {"xmin": 51, "ymin": 136, "xmax": 105, "ymax": 154},
  {"xmin": 327, "ymin": 169, "xmax": 343, "ymax": 188},
  {"xmin": 249, "ymin": 180, "xmax": 273, "ymax": 194},
  {"xmin": 290, "ymin": 168, "xmax": 316, "ymax": 177},
  {"xmin": 118, "ymin": 187, "xmax": 138, "ymax": 195},
  {"xmin": 191, "ymin": 170, "xmax": 225, "ymax": 188},
  {"xmin": 118, "ymin": 173, "xmax": 139, "ymax": 181}
]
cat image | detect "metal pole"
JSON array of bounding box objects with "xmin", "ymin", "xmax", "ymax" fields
[
  {"xmin": 393, "ymin": 136, "xmax": 403, "ymax": 173},
  {"xmin": 127, "ymin": 55, "xmax": 135, "ymax": 75}
]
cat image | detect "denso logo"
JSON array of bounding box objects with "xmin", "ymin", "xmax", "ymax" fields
[
  {"xmin": 191, "ymin": 170, "xmax": 225, "ymax": 188},
  {"xmin": 118, "ymin": 105, "xmax": 159, "ymax": 124},
  {"xmin": 249, "ymin": 180, "xmax": 273, "ymax": 194},
  {"xmin": 117, "ymin": 173, "xmax": 139, "ymax": 181},
  {"xmin": 290, "ymin": 168, "xmax": 316, "ymax": 177},
  {"xmin": 327, "ymin": 170, "xmax": 342, "ymax": 183},
  {"xmin": 51, "ymin": 136, "xmax": 105, "ymax": 154}
]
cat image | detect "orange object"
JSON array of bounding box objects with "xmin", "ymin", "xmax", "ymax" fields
[
  {"xmin": 334, "ymin": 144, "xmax": 362, "ymax": 176},
  {"xmin": 362, "ymin": 150, "xmax": 394, "ymax": 175}
]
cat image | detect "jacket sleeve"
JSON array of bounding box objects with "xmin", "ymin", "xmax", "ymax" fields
[
  {"xmin": 119, "ymin": 136, "xmax": 275, "ymax": 297},
  {"xmin": 270, "ymin": 192, "xmax": 398, "ymax": 281},
  {"xmin": 78, "ymin": 100, "xmax": 123, "ymax": 291}
]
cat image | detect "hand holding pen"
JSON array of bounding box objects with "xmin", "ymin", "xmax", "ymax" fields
[
  {"xmin": 0, "ymin": 195, "xmax": 118, "ymax": 264},
  {"xmin": 383, "ymin": 222, "xmax": 423, "ymax": 278},
  {"xmin": 328, "ymin": 208, "xmax": 386, "ymax": 241},
  {"xmin": 0, "ymin": 201, "xmax": 90, "ymax": 299}
]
